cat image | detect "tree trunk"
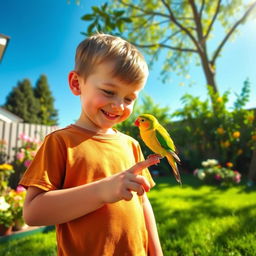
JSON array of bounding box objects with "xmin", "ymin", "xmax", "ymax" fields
[
  {"xmin": 198, "ymin": 50, "xmax": 218, "ymax": 97},
  {"xmin": 248, "ymin": 148, "xmax": 256, "ymax": 182}
]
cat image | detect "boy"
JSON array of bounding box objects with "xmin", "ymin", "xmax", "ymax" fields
[{"xmin": 20, "ymin": 33, "xmax": 163, "ymax": 256}]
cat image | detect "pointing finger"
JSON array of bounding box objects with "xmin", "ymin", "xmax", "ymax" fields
[{"xmin": 128, "ymin": 156, "xmax": 160, "ymax": 175}]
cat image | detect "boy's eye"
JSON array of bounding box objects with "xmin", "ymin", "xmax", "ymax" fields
[
  {"xmin": 102, "ymin": 89, "xmax": 114, "ymax": 96},
  {"xmin": 125, "ymin": 98, "xmax": 133, "ymax": 104}
]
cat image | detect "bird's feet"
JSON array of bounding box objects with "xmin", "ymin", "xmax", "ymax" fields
[{"xmin": 147, "ymin": 154, "xmax": 164, "ymax": 165}]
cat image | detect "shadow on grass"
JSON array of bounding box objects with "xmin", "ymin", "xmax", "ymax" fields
[{"xmin": 150, "ymin": 176, "xmax": 256, "ymax": 255}]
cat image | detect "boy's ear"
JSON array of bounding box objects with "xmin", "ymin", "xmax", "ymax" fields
[{"xmin": 68, "ymin": 71, "xmax": 81, "ymax": 96}]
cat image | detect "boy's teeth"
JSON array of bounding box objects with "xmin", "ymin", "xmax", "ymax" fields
[{"xmin": 102, "ymin": 110, "xmax": 118, "ymax": 117}]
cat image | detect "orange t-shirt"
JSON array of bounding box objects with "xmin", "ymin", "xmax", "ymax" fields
[{"xmin": 20, "ymin": 125, "xmax": 155, "ymax": 256}]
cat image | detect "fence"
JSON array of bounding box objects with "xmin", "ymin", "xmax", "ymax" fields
[{"xmin": 0, "ymin": 121, "xmax": 59, "ymax": 162}]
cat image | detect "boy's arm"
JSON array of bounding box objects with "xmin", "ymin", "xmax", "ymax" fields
[
  {"xmin": 142, "ymin": 193, "xmax": 163, "ymax": 256},
  {"xmin": 23, "ymin": 156, "xmax": 160, "ymax": 226}
]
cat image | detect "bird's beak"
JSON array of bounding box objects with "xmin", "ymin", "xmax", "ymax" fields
[{"xmin": 134, "ymin": 119, "xmax": 140, "ymax": 127}]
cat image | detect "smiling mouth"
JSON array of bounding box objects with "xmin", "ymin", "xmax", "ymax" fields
[{"xmin": 101, "ymin": 109, "xmax": 120, "ymax": 120}]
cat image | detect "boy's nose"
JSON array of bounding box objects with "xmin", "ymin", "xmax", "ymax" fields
[{"xmin": 111, "ymin": 101, "xmax": 124, "ymax": 112}]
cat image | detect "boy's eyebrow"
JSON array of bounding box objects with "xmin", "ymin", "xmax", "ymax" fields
[{"xmin": 102, "ymin": 82, "xmax": 117, "ymax": 87}]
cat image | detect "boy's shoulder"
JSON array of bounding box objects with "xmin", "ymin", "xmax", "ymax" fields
[
  {"xmin": 45, "ymin": 125, "xmax": 76, "ymax": 138},
  {"xmin": 42, "ymin": 125, "xmax": 88, "ymax": 144},
  {"xmin": 116, "ymin": 130, "xmax": 140, "ymax": 146}
]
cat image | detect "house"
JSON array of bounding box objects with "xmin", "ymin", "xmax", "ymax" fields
[{"xmin": 0, "ymin": 107, "xmax": 23, "ymax": 123}]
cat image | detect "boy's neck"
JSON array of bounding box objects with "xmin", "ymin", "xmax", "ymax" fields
[{"xmin": 74, "ymin": 121, "xmax": 116, "ymax": 135}]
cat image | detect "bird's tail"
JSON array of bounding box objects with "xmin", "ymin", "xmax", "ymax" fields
[{"xmin": 166, "ymin": 152, "xmax": 182, "ymax": 185}]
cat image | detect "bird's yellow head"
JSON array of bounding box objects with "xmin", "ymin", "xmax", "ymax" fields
[{"xmin": 134, "ymin": 114, "xmax": 159, "ymax": 131}]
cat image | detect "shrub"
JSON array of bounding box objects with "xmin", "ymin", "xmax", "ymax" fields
[
  {"xmin": 0, "ymin": 140, "xmax": 8, "ymax": 164},
  {"xmin": 10, "ymin": 133, "xmax": 41, "ymax": 188},
  {"xmin": 171, "ymin": 79, "xmax": 255, "ymax": 174},
  {"xmin": 194, "ymin": 159, "xmax": 241, "ymax": 186},
  {"xmin": 0, "ymin": 164, "xmax": 14, "ymax": 193},
  {"xmin": 7, "ymin": 185, "xmax": 26, "ymax": 230},
  {"xmin": 0, "ymin": 195, "xmax": 13, "ymax": 228}
]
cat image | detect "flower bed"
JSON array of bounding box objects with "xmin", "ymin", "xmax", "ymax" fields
[
  {"xmin": 0, "ymin": 184, "xmax": 26, "ymax": 236},
  {"xmin": 193, "ymin": 159, "xmax": 242, "ymax": 186}
]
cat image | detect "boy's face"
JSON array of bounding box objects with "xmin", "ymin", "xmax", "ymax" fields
[{"xmin": 69, "ymin": 61, "xmax": 146, "ymax": 134}]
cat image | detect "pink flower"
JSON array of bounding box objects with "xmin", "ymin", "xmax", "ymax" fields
[
  {"xmin": 215, "ymin": 174, "xmax": 222, "ymax": 180},
  {"xmin": 24, "ymin": 159, "xmax": 32, "ymax": 168},
  {"xmin": 193, "ymin": 169, "xmax": 198, "ymax": 175},
  {"xmin": 19, "ymin": 133, "xmax": 30, "ymax": 141},
  {"xmin": 16, "ymin": 151, "xmax": 25, "ymax": 161},
  {"xmin": 16, "ymin": 185, "xmax": 26, "ymax": 193},
  {"xmin": 233, "ymin": 171, "xmax": 241, "ymax": 183}
]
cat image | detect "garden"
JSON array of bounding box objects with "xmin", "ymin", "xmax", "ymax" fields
[
  {"xmin": 0, "ymin": 133, "xmax": 40, "ymax": 236},
  {"xmin": 1, "ymin": 176, "xmax": 256, "ymax": 256},
  {"xmin": 1, "ymin": 1, "xmax": 256, "ymax": 255},
  {"xmin": 0, "ymin": 80, "xmax": 256, "ymax": 255}
]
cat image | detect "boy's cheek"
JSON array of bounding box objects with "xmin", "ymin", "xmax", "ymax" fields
[{"xmin": 127, "ymin": 105, "xmax": 135, "ymax": 116}]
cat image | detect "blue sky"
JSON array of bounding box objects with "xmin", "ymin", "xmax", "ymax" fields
[{"xmin": 0, "ymin": 0, "xmax": 256, "ymax": 128}]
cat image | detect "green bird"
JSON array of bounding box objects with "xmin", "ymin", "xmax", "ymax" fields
[{"xmin": 135, "ymin": 114, "xmax": 181, "ymax": 184}]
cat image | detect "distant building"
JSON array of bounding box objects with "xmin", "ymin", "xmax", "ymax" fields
[{"xmin": 0, "ymin": 107, "xmax": 23, "ymax": 123}]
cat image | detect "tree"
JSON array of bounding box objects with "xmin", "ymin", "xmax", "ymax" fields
[
  {"xmin": 3, "ymin": 75, "xmax": 59, "ymax": 125},
  {"xmin": 81, "ymin": 0, "xmax": 256, "ymax": 100},
  {"xmin": 34, "ymin": 75, "xmax": 58, "ymax": 125},
  {"xmin": 3, "ymin": 79, "xmax": 40, "ymax": 123}
]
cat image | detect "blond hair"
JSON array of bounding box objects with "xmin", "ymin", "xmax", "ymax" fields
[{"xmin": 75, "ymin": 33, "xmax": 148, "ymax": 85}]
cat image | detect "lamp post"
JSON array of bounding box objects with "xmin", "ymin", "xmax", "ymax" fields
[{"xmin": 0, "ymin": 34, "xmax": 10, "ymax": 62}]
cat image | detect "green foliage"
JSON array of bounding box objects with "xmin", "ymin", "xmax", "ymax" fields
[
  {"xmin": 0, "ymin": 164, "xmax": 14, "ymax": 194},
  {"xmin": 0, "ymin": 195, "xmax": 13, "ymax": 228},
  {"xmin": 7, "ymin": 187, "xmax": 26, "ymax": 230},
  {"xmin": 2, "ymin": 75, "xmax": 58, "ymax": 125},
  {"xmin": 0, "ymin": 140, "xmax": 7, "ymax": 164},
  {"xmin": 172, "ymin": 80, "xmax": 255, "ymax": 173},
  {"xmin": 34, "ymin": 75, "xmax": 58, "ymax": 125},
  {"xmin": 81, "ymin": 2, "xmax": 132, "ymax": 36},
  {"xmin": 9, "ymin": 134, "xmax": 41, "ymax": 189}
]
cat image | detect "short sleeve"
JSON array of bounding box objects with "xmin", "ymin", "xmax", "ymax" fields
[{"xmin": 19, "ymin": 132, "xmax": 66, "ymax": 191}]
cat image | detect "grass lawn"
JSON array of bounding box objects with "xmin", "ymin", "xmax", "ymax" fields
[
  {"xmin": 150, "ymin": 175, "xmax": 256, "ymax": 256},
  {"xmin": 0, "ymin": 229, "xmax": 56, "ymax": 256},
  {"xmin": 0, "ymin": 174, "xmax": 255, "ymax": 255}
]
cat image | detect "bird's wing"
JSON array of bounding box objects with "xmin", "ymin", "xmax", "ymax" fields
[{"xmin": 155, "ymin": 126, "xmax": 181, "ymax": 163}]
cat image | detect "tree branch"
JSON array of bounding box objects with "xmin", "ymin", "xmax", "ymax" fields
[
  {"xmin": 119, "ymin": 0, "xmax": 170, "ymax": 18},
  {"xmin": 159, "ymin": 44, "xmax": 197, "ymax": 52},
  {"xmin": 133, "ymin": 19, "xmax": 171, "ymax": 31},
  {"xmin": 160, "ymin": 0, "xmax": 202, "ymax": 53},
  {"xmin": 212, "ymin": 1, "xmax": 256, "ymax": 64},
  {"xmin": 188, "ymin": 0, "xmax": 204, "ymax": 43},
  {"xmin": 204, "ymin": 0, "xmax": 222, "ymax": 40},
  {"xmin": 199, "ymin": 0, "xmax": 205, "ymax": 19},
  {"xmin": 131, "ymin": 41, "xmax": 197, "ymax": 53}
]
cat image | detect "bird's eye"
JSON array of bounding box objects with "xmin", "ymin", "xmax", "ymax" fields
[{"xmin": 141, "ymin": 119, "xmax": 145, "ymax": 122}]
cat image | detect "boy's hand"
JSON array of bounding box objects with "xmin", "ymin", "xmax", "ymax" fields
[{"xmin": 99, "ymin": 156, "xmax": 160, "ymax": 204}]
